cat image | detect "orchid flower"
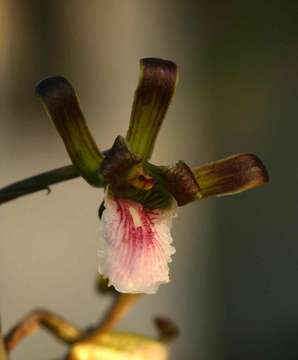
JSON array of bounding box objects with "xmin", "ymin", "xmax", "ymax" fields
[{"xmin": 35, "ymin": 58, "xmax": 268, "ymax": 294}]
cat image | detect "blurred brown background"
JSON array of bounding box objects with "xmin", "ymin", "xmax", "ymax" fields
[{"xmin": 0, "ymin": 1, "xmax": 297, "ymax": 359}]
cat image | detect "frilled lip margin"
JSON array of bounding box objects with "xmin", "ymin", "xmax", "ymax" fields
[{"xmin": 98, "ymin": 189, "xmax": 177, "ymax": 294}]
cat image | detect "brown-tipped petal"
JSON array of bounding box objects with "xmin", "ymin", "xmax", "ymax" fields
[
  {"xmin": 126, "ymin": 58, "xmax": 178, "ymax": 160},
  {"xmin": 36, "ymin": 76, "xmax": 103, "ymax": 186},
  {"xmin": 193, "ymin": 153, "xmax": 269, "ymax": 198}
]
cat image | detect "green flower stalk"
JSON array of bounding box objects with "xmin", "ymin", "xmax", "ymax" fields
[{"xmin": 1, "ymin": 58, "xmax": 269, "ymax": 295}]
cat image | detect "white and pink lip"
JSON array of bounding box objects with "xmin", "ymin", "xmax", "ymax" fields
[{"xmin": 98, "ymin": 189, "xmax": 177, "ymax": 294}]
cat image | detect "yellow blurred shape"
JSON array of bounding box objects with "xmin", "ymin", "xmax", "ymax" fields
[{"xmin": 68, "ymin": 332, "xmax": 168, "ymax": 360}]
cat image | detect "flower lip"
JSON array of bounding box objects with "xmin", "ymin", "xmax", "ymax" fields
[{"xmin": 98, "ymin": 189, "xmax": 177, "ymax": 294}]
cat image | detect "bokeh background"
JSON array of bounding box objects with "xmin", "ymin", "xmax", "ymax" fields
[{"xmin": 0, "ymin": 1, "xmax": 297, "ymax": 359}]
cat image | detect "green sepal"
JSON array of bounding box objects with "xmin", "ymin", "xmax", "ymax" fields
[
  {"xmin": 36, "ymin": 76, "xmax": 104, "ymax": 187},
  {"xmin": 126, "ymin": 58, "xmax": 178, "ymax": 160}
]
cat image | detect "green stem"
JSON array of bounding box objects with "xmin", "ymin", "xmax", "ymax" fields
[
  {"xmin": 87, "ymin": 294, "xmax": 142, "ymax": 341},
  {"xmin": 0, "ymin": 165, "xmax": 81, "ymax": 205}
]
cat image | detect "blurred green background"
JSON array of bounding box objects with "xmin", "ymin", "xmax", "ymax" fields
[{"xmin": 0, "ymin": 1, "xmax": 297, "ymax": 359}]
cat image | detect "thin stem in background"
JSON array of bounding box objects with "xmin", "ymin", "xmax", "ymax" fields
[
  {"xmin": 0, "ymin": 146, "xmax": 114, "ymax": 206},
  {"xmin": 4, "ymin": 309, "xmax": 82, "ymax": 352},
  {"xmin": 4, "ymin": 294, "xmax": 142, "ymax": 353},
  {"xmin": 84, "ymin": 294, "xmax": 142, "ymax": 341},
  {"xmin": 0, "ymin": 165, "xmax": 80, "ymax": 205}
]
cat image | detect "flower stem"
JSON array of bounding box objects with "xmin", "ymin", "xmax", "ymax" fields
[
  {"xmin": 88, "ymin": 294, "xmax": 142, "ymax": 340},
  {"xmin": 0, "ymin": 165, "xmax": 81, "ymax": 205},
  {"xmin": 4, "ymin": 295, "xmax": 142, "ymax": 352},
  {"xmin": 4, "ymin": 309, "xmax": 81, "ymax": 352}
]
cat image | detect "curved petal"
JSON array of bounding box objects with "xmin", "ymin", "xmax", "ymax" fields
[
  {"xmin": 193, "ymin": 153, "xmax": 269, "ymax": 198},
  {"xmin": 98, "ymin": 190, "xmax": 177, "ymax": 294},
  {"xmin": 36, "ymin": 76, "xmax": 103, "ymax": 186},
  {"xmin": 126, "ymin": 58, "xmax": 178, "ymax": 160},
  {"xmin": 160, "ymin": 153, "xmax": 269, "ymax": 206}
]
